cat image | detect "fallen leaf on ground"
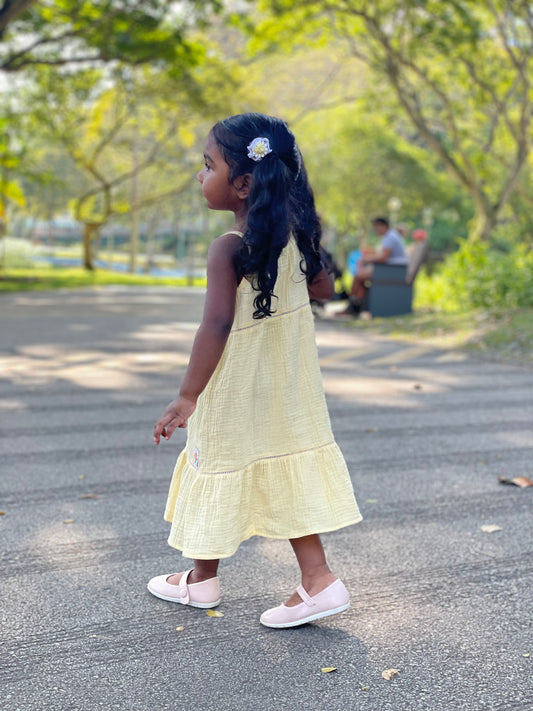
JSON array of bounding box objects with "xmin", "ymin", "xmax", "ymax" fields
[
  {"xmin": 498, "ymin": 476, "xmax": 533, "ymax": 488},
  {"xmin": 63, "ymin": 519, "xmax": 74, "ymax": 524},
  {"xmin": 321, "ymin": 667, "xmax": 337, "ymax": 673},
  {"xmin": 78, "ymin": 493, "xmax": 102, "ymax": 499},
  {"xmin": 480, "ymin": 524, "xmax": 502, "ymax": 533},
  {"xmin": 175, "ymin": 626, "xmax": 184, "ymax": 632},
  {"xmin": 0, "ymin": 511, "xmax": 5, "ymax": 515},
  {"xmin": 206, "ymin": 610, "xmax": 224, "ymax": 617},
  {"xmin": 382, "ymin": 669, "xmax": 400, "ymax": 680},
  {"xmin": 365, "ymin": 499, "xmax": 378, "ymax": 504},
  {"xmin": 360, "ymin": 685, "xmax": 370, "ymax": 691},
  {"xmin": 523, "ymin": 653, "xmax": 530, "ymax": 658},
  {"xmin": 413, "ymin": 383, "xmax": 422, "ymax": 390}
]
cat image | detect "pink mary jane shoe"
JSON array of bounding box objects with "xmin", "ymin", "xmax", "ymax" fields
[
  {"xmin": 147, "ymin": 569, "xmax": 221, "ymax": 608},
  {"xmin": 260, "ymin": 579, "xmax": 349, "ymax": 629}
]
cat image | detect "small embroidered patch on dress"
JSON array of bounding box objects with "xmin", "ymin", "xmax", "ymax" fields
[{"xmin": 193, "ymin": 447, "xmax": 200, "ymax": 469}]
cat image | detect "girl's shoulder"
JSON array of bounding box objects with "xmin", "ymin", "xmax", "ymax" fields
[
  {"xmin": 207, "ymin": 231, "xmax": 243, "ymax": 271},
  {"xmin": 208, "ymin": 230, "xmax": 244, "ymax": 253}
]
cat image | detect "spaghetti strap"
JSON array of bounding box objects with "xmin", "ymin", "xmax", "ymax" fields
[{"xmin": 222, "ymin": 230, "xmax": 244, "ymax": 238}]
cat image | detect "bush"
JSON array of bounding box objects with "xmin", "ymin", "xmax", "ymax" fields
[{"xmin": 414, "ymin": 239, "xmax": 533, "ymax": 312}]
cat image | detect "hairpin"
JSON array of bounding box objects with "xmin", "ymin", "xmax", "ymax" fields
[{"xmin": 247, "ymin": 137, "xmax": 272, "ymax": 162}]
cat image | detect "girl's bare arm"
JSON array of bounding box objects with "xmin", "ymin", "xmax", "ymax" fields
[{"xmin": 153, "ymin": 233, "xmax": 241, "ymax": 443}]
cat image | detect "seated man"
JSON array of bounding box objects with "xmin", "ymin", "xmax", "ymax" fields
[{"xmin": 347, "ymin": 217, "xmax": 408, "ymax": 313}]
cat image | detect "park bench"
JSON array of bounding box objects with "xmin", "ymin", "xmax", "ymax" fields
[{"xmin": 366, "ymin": 239, "xmax": 430, "ymax": 317}]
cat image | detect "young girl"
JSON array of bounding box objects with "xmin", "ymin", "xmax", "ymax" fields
[{"xmin": 149, "ymin": 113, "xmax": 362, "ymax": 628}]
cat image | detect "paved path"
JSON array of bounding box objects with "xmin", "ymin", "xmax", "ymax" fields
[{"xmin": 1, "ymin": 287, "xmax": 532, "ymax": 711}]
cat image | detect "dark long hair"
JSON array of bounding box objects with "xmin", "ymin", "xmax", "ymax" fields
[{"xmin": 211, "ymin": 113, "xmax": 323, "ymax": 319}]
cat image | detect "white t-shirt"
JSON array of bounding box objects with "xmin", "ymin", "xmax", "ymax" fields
[{"xmin": 381, "ymin": 229, "xmax": 408, "ymax": 265}]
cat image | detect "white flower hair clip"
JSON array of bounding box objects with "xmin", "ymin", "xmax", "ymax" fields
[{"xmin": 247, "ymin": 137, "xmax": 273, "ymax": 162}]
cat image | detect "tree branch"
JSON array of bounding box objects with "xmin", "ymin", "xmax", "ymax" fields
[
  {"xmin": 486, "ymin": 0, "xmax": 523, "ymax": 72},
  {"xmin": 495, "ymin": 130, "xmax": 530, "ymax": 214},
  {"xmin": 70, "ymin": 118, "xmax": 181, "ymax": 213},
  {"xmin": 342, "ymin": 8, "xmax": 480, "ymax": 195},
  {"xmin": 129, "ymin": 181, "xmax": 191, "ymax": 213},
  {"xmin": 89, "ymin": 106, "xmax": 131, "ymax": 165},
  {"xmin": 1, "ymin": 6, "xmax": 130, "ymax": 70},
  {"xmin": 460, "ymin": 58, "xmax": 523, "ymax": 142}
]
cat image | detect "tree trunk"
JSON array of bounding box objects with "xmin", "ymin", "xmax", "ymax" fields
[
  {"xmin": 144, "ymin": 213, "xmax": 158, "ymax": 273},
  {"xmin": 83, "ymin": 223, "xmax": 99, "ymax": 270},
  {"xmin": 470, "ymin": 201, "xmax": 498, "ymax": 241},
  {"xmin": 129, "ymin": 118, "xmax": 140, "ymax": 274}
]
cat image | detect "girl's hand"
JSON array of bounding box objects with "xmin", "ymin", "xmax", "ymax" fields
[{"xmin": 153, "ymin": 396, "xmax": 196, "ymax": 444}]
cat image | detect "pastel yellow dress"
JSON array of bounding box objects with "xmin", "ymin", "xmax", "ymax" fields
[{"xmin": 164, "ymin": 234, "xmax": 362, "ymax": 559}]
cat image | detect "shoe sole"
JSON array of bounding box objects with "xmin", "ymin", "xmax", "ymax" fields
[
  {"xmin": 260, "ymin": 602, "xmax": 350, "ymax": 629},
  {"xmin": 147, "ymin": 584, "xmax": 221, "ymax": 609}
]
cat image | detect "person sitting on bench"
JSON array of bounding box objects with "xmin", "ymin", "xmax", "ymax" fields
[{"xmin": 345, "ymin": 217, "xmax": 408, "ymax": 314}]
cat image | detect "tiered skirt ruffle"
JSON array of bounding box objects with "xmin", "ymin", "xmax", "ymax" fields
[{"xmin": 164, "ymin": 441, "xmax": 362, "ymax": 559}]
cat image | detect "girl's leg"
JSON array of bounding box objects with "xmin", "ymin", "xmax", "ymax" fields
[
  {"xmin": 167, "ymin": 558, "xmax": 219, "ymax": 586},
  {"xmin": 286, "ymin": 534, "xmax": 337, "ymax": 606}
]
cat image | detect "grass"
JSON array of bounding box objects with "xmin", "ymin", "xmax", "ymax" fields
[
  {"xmin": 0, "ymin": 266, "xmax": 206, "ymax": 292},
  {"xmin": 350, "ymin": 307, "xmax": 533, "ymax": 365}
]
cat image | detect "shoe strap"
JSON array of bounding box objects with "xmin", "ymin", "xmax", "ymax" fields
[
  {"xmin": 178, "ymin": 569, "xmax": 193, "ymax": 604},
  {"xmin": 296, "ymin": 585, "xmax": 315, "ymax": 607}
]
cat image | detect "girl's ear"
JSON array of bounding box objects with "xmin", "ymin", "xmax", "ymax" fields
[{"xmin": 232, "ymin": 173, "xmax": 252, "ymax": 199}]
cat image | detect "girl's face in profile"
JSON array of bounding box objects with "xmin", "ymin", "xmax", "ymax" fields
[{"xmin": 197, "ymin": 133, "xmax": 242, "ymax": 212}]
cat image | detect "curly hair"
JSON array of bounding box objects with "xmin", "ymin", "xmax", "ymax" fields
[{"xmin": 210, "ymin": 113, "xmax": 323, "ymax": 319}]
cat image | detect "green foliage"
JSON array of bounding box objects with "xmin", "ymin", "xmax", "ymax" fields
[
  {"xmin": 255, "ymin": 0, "xmax": 533, "ymax": 240},
  {"xmin": 0, "ymin": 111, "xmax": 28, "ymax": 212},
  {"xmin": 4, "ymin": 0, "xmax": 533, "ymax": 302},
  {"xmin": 0, "ymin": 0, "xmax": 222, "ymax": 72},
  {"xmin": 292, "ymin": 101, "xmax": 467, "ymax": 255},
  {"xmin": 415, "ymin": 240, "xmax": 533, "ymax": 312},
  {"xmin": 23, "ymin": 60, "xmax": 234, "ymax": 215}
]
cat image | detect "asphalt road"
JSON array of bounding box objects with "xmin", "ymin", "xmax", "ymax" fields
[{"xmin": 1, "ymin": 287, "xmax": 532, "ymax": 711}]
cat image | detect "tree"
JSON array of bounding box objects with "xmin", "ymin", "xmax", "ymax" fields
[
  {"xmin": 25, "ymin": 67, "xmax": 194, "ymax": 268},
  {"xmin": 303, "ymin": 109, "xmax": 457, "ymax": 231},
  {"xmin": 255, "ymin": 0, "xmax": 533, "ymax": 240},
  {"xmin": 0, "ymin": 104, "xmax": 32, "ymax": 241},
  {"xmin": 21, "ymin": 38, "xmax": 243, "ymax": 269},
  {"xmin": 220, "ymin": 38, "xmax": 466, "ymax": 249},
  {"xmin": 0, "ymin": 0, "xmax": 220, "ymax": 72}
]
